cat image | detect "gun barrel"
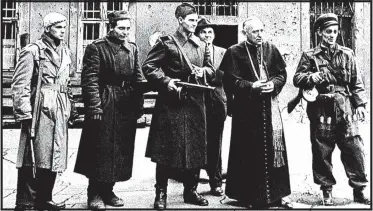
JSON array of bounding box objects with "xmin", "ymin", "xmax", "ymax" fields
[
  {"xmin": 175, "ymin": 81, "xmax": 215, "ymax": 91},
  {"xmin": 29, "ymin": 138, "xmax": 36, "ymax": 178}
]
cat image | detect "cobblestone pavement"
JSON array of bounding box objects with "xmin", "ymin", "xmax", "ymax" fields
[{"xmin": 2, "ymin": 117, "xmax": 371, "ymax": 209}]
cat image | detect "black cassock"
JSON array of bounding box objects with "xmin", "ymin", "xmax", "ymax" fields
[{"xmin": 221, "ymin": 41, "xmax": 291, "ymax": 205}]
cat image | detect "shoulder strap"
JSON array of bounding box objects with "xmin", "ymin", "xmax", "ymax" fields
[
  {"xmin": 170, "ymin": 35, "xmax": 207, "ymax": 85},
  {"xmin": 170, "ymin": 35, "xmax": 194, "ymax": 73},
  {"xmin": 30, "ymin": 42, "xmax": 46, "ymax": 138}
]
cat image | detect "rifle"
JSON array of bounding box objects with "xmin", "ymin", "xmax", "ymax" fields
[{"xmin": 29, "ymin": 43, "xmax": 45, "ymax": 178}]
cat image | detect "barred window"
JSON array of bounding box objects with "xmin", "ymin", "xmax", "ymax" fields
[
  {"xmin": 310, "ymin": 1, "xmax": 354, "ymax": 48},
  {"xmin": 1, "ymin": 0, "xmax": 18, "ymax": 70},
  {"xmin": 193, "ymin": 0, "xmax": 238, "ymax": 16}
]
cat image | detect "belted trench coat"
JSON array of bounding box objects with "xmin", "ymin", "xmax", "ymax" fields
[{"xmin": 12, "ymin": 33, "xmax": 72, "ymax": 172}]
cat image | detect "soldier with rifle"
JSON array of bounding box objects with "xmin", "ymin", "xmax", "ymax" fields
[
  {"xmin": 11, "ymin": 12, "xmax": 78, "ymax": 210},
  {"xmin": 142, "ymin": 3, "xmax": 215, "ymax": 209}
]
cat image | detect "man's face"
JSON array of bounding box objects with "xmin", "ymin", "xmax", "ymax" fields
[
  {"xmin": 197, "ymin": 27, "xmax": 215, "ymax": 45},
  {"xmin": 46, "ymin": 21, "xmax": 67, "ymax": 40},
  {"xmin": 318, "ymin": 25, "xmax": 339, "ymax": 46},
  {"xmin": 243, "ymin": 20, "xmax": 264, "ymax": 45},
  {"xmin": 112, "ymin": 19, "xmax": 131, "ymax": 41},
  {"xmin": 179, "ymin": 13, "xmax": 198, "ymax": 34}
]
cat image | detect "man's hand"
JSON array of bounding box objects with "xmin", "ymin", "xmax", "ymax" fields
[
  {"xmin": 261, "ymin": 81, "xmax": 275, "ymax": 93},
  {"xmin": 193, "ymin": 66, "xmax": 204, "ymax": 78},
  {"xmin": 310, "ymin": 72, "xmax": 324, "ymax": 84},
  {"xmin": 89, "ymin": 114, "xmax": 102, "ymax": 121},
  {"xmin": 167, "ymin": 79, "xmax": 180, "ymax": 91},
  {"xmin": 252, "ymin": 80, "xmax": 267, "ymax": 92},
  {"xmin": 356, "ymin": 106, "xmax": 366, "ymax": 121}
]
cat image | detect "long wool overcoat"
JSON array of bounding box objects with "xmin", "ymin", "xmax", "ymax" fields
[
  {"xmin": 12, "ymin": 34, "xmax": 72, "ymax": 173},
  {"xmin": 220, "ymin": 41, "xmax": 291, "ymax": 205},
  {"xmin": 142, "ymin": 30, "xmax": 214, "ymax": 169},
  {"xmin": 74, "ymin": 34, "xmax": 144, "ymax": 182}
]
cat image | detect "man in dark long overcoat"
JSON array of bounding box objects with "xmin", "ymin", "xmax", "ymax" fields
[
  {"xmin": 74, "ymin": 11, "xmax": 145, "ymax": 209},
  {"xmin": 12, "ymin": 12, "xmax": 76, "ymax": 210},
  {"xmin": 142, "ymin": 3, "xmax": 214, "ymax": 209},
  {"xmin": 220, "ymin": 16, "xmax": 292, "ymax": 208}
]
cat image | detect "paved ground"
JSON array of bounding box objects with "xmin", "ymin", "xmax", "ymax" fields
[{"xmin": 2, "ymin": 116, "xmax": 371, "ymax": 209}]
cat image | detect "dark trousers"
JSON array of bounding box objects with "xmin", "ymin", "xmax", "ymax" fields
[
  {"xmin": 310, "ymin": 124, "xmax": 368, "ymax": 190},
  {"xmin": 205, "ymin": 95, "xmax": 226, "ymax": 189},
  {"xmin": 155, "ymin": 164, "xmax": 200, "ymax": 192},
  {"xmin": 206, "ymin": 115, "xmax": 224, "ymax": 188},
  {"xmin": 87, "ymin": 179, "xmax": 115, "ymax": 199},
  {"xmin": 15, "ymin": 167, "xmax": 57, "ymax": 207}
]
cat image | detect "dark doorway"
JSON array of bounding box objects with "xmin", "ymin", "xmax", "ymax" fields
[{"xmin": 213, "ymin": 25, "xmax": 238, "ymax": 49}]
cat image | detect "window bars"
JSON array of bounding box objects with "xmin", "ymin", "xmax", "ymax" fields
[
  {"xmin": 193, "ymin": 0, "xmax": 238, "ymax": 16},
  {"xmin": 1, "ymin": 0, "xmax": 18, "ymax": 70},
  {"xmin": 310, "ymin": 1, "xmax": 354, "ymax": 48}
]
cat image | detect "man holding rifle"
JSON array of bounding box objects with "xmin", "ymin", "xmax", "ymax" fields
[
  {"xmin": 142, "ymin": 3, "xmax": 215, "ymax": 209},
  {"xmin": 11, "ymin": 12, "xmax": 77, "ymax": 210}
]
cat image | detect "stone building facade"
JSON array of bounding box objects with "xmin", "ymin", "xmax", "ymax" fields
[{"xmin": 2, "ymin": 1, "xmax": 371, "ymax": 107}]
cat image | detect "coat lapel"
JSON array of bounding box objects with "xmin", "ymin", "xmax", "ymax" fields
[
  {"xmin": 44, "ymin": 47, "xmax": 61, "ymax": 69},
  {"xmin": 58, "ymin": 46, "xmax": 71, "ymax": 75}
]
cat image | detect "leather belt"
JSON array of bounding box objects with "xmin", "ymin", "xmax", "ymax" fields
[
  {"xmin": 104, "ymin": 80, "xmax": 132, "ymax": 88},
  {"xmin": 41, "ymin": 84, "xmax": 69, "ymax": 93}
]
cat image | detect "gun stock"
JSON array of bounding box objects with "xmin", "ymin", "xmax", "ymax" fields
[{"xmin": 175, "ymin": 81, "xmax": 216, "ymax": 91}]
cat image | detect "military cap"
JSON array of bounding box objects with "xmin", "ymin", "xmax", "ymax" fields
[
  {"xmin": 175, "ymin": 3, "xmax": 197, "ymax": 19},
  {"xmin": 43, "ymin": 12, "xmax": 67, "ymax": 28},
  {"xmin": 195, "ymin": 16, "xmax": 216, "ymax": 34},
  {"xmin": 314, "ymin": 13, "xmax": 339, "ymax": 31},
  {"xmin": 108, "ymin": 10, "xmax": 131, "ymax": 22}
]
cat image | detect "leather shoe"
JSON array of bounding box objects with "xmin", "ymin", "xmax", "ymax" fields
[
  {"xmin": 210, "ymin": 186, "xmax": 224, "ymax": 196},
  {"xmin": 15, "ymin": 205, "xmax": 35, "ymax": 210},
  {"xmin": 354, "ymin": 187, "xmax": 371, "ymax": 205},
  {"xmin": 154, "ymin": 190, "xmax": 167, "ymax": 209},
  {"xmin": 184, "ymin": 190, "xmax": 209, "ymax": 206},
  {"xmin": 102, "ymin": 192, "xmax": 124, "ymax": 207},
  {"xmin": 88, "ymin": 194, "xmax": 105, "ymax": 209},
  {"xmin": 37, "ymin": 200, "xmax": 66, "ymax": 209},
  {"xmin": 322, "ymin": 190, "xmax": 333, "ymax": 206}
]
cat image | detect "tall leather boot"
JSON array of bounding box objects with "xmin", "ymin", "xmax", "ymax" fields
[
  {"xmin": 100, "ymin": 182, "xmax": 124, "ymax": 207},
  {"xmin": 353, "ymin": 187, "xmax": 371, "ymax": 205},
  {"xmin": 183, "ymin": 185, "xmax": 208, "ymax": 206},
  {"xmin": 154, "ymin": 185, "xmax": 167, "ymax": 209},
  {"xmin": 87, "ymin": 179, "xmax": 105, "ymax": 209}
]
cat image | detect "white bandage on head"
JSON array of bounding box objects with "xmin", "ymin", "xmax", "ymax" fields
[{"xmin": 43, "ymin": 12, "xmax": 67, "ymax": 28}]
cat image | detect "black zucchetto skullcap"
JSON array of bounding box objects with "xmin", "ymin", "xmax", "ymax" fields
[
  {"xmin": 175, "ymin": 3, "xmax": 197, "ymax": 19},
  {"xmin": 314, "ymin": 13, "xmax": 339, "ymax": 31},
  {"xmin": 108, "ymin": 10, "xmax": 131, "ymax": 22}
]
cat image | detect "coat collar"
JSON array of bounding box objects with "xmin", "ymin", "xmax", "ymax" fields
[
  {"xmin": 104, "ymin": 32, "xmax": 132, "ymax": 53},
  {"xmin": 41, "ymin": 33, "xmax": 62, "ymax": 68},
  {"xmin": 312, "ymin": 43, "xmax": 341, "ymax": 56},
  {"xmin": 174, "ymin": 29, "xmax": 201, "ymax": 47}
]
